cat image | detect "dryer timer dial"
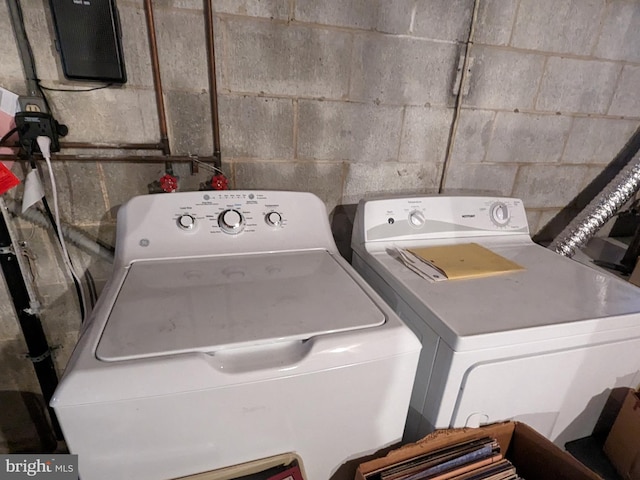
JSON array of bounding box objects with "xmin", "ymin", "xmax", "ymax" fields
[
  {"xmin": 408, "ymin": 210, "xmax": 426, "ymax": 228},
  {"xmin": 490, "ymin": 202, "xmax": 510, "ymax": 227}
]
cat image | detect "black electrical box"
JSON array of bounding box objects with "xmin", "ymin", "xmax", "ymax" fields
[{"xmin": 48, "ymin": 0, "xmax": 126, "ymax": 83}]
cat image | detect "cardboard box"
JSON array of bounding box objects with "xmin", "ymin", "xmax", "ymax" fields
[
  {"xmin": 356, "ymin": 421, "xmax": 600, "ymax": 480},
  {"xmin": 604, "ymin": 388, "xmax": 640, "ymax": 480},
  {"xmin": 629, "ymin": 260, "xmax": 640, "ymax": 288},
  {"xmin": 175, "ymin": 453, "xmax": 305, "ymax": 480}
]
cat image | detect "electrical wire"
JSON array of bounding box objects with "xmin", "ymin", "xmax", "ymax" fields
[
  {"xmin": 9, "ymin": 0, "xmax": 112, "ymax": 115},
  {"xmin": 191, "ymin": 157, "xmax": 226, "ymax": 176},
  {"xmin": 42, "ymin": 169, "xmax": 88, "ymax": 320},
  {"xmin": 38, "ymin": 82, "xmax": 113, "ymax": 92},
  {"xmin": 85, "ymin": 269, "xmax": 98, "ymax": 307},
  {"xmin": 40, "ymin": 196, "xmax": 86, "ymax": 320},
  {"xmin": 36, "ymin": 136, "xmax": 88, "ymax": 321},
  {"xmin": 0, "ymin": 127, "xmax": 18, "ymax": 147}
]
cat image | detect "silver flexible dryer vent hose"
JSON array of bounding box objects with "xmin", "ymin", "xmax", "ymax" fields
[{"xmin": 550, "ymin": 154, "xmax": 640, "ymax": 257}]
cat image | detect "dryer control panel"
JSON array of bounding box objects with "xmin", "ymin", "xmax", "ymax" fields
[
  {"xmin": 358, "ymin": 196, "xmax": 529, "ymax": 242},
  {"xmin": 114, "ymin": 191, "xmax": 336, "ymax": 266}
]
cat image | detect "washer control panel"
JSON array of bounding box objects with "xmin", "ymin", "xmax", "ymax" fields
[
  {"xmin": 361, "ymin": 196, "xmax": 529, "ymax": 242},
  {"xmin": 168, "ymin": 192, "xmax": 289, "ymax": 237},
  {"xmin": 116, "ymin": 191, "xmax": 335, "ymax": 265}
]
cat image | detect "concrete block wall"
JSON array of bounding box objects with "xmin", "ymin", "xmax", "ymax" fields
[{"xmin": 1, "ymin": 0, "xmax": 640, "ymax": 450}]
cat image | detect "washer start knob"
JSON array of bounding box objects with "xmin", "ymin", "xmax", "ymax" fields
[
  {"xmin": 265, "ymin": 211, "xmax": 282, "ymax": 227},
  {"xmin": 177, "ymin": 214, "xmax": 195, "ymax": 230},
  {"xmin": 218, "ymin": 209, "xmax": 245, "ymax": 234}
]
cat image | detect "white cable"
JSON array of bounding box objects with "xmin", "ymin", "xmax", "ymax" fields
[{"xmin": 37, "ymin": 136, "xmax": 89, "ymax": 318}]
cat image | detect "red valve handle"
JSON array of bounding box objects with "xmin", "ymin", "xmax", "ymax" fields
[{"xmin": 159, "ymin": 174, "xmax": 178, "ymax": 193}]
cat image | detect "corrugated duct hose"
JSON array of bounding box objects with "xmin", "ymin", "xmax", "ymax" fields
[
  {"xmin": 5, "ymin": 199, "xmax": 114, "ymax": 263},
  {"xmin": 549, "ymin": 153, "xmax": 640, "ymax": 258}
]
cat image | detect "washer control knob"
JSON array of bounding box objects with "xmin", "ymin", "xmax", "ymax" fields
[
  {"xmin": 265, "ymin": 211, "xmax": 282, "ymax": 227},
  {"xmin": 490, "ymin": 202, "xmax": 510, "ymax": 226},
  {"xmin": 408, "ymin": 210, "xmax": 426, "ymax": 228},
  {"xmin": 177, "ymin": 214, "xmax": 195, "ymax": 230},
  {"xmin": 218, "ymin": 209, "xmax": 245, "ymax": 234}
]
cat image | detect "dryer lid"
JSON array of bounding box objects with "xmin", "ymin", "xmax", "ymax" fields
[{"xmin": 96, "ymin": 250, "xmax": 385, "ymax": 361}]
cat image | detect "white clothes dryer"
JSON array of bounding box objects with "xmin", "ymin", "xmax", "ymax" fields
[
  {"xmin": 51, "ymin": 191, "xmax": 421, "ymax": 480},
  {"xmin": 351, "ymin": 195, "xmax": 640, "ymax": 446}
]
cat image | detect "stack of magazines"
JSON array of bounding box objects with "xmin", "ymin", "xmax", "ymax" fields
[{"xmin": 363, "ymin": 437, "xmax": 523, "ymax": 480}]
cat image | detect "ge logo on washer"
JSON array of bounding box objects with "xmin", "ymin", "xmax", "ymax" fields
[{"xmin": 139, "ymin": 239, "xmax": 150, "ymax": 247}]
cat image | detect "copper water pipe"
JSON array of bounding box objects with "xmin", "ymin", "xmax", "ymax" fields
[
  {"xmin": 144, "ymin": 0, "xmax": 170, "ymax": 156},
  {"xmin": 6, "ymin": 141, "xmax": 164, "ymax": 151},
  {"xmin": 61, "ymin": 142, "xmax": 165, "ymax": 151},
  {"xmin": 204, "ymin": 0, "xmax": 221, "ymax": 168},
  {"xmin": 7, "ymin": 2, "xmax": 220, "ymax": 161},
  {"xmin": 0, "ymin": 153, "xmax": 216, "ymax": 163}
]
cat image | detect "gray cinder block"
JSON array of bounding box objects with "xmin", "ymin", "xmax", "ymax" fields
[
  {"xmin": 349, "ymin": 34, "xmax": 458, "ymax": 106},
  {"xmin": 486, "ymin": 112, "xmax": 572, "ymax": 163},
  {"xmin": 222, "ymin": 18, "xmax": 351, "ymax": 98},
  {"xmin": 511, "ymin": 0, "xmax": 605, "ymax": 55},
  {"xmin": 536, "ymin": 57, "xmax": 621, "ymax": 114},
  {"xmin": 297, "ymin": 100, "xmax": 403, "ymax": 162},
  {"xmin": 219, "ymin": 95, "xmax": 294, "ymax": 159}
]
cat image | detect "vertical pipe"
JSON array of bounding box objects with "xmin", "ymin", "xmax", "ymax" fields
[
  {"xmin": 144, "ymin": 0, "xmax": 171, "ymax": 156},
  {"xmin": 204, "ymin": 0, "xmax": 222, "ymax": 168},
  {"xmin": 6, "ymin": 0, "xmax": 39, "ymax": 97},
  {"xmin": 438, "ymin": 0, "xmax": 481, "ymax": 193},
  {"xmin": 0, "ymin": 199, "xmax": 62, "ymax": 439}
]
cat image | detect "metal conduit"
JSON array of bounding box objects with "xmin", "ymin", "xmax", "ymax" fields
[{"xmin": 204, "ymin": 0, "xmax": 221, "ymax": 165}]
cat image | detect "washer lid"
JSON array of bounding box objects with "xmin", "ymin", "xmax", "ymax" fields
[{"xmin": 96, "ymin": 250, "xmax": 385, "ymax": 361}]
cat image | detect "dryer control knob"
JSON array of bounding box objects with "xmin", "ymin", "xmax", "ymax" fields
[
  {"xmin": 177, "ymin": 214, "xmax": 195, "ymax": 230},
  {"xmin": 265, "ymin": 211, "xmax": 282, "ymax": 227},
  {"xmin": 490, "ymin": 202, "xmax": 510, "ymax": 227},
  {"xmin": 409, "ymin": 210, "xmax": 426, "ymax": 228},
  {"xmin": 218, "ymin": 209, "xmax": 245, "ymax": 234}
]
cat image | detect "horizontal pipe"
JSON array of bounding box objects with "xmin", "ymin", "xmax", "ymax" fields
[
  {"xmin": 61, "ymin": 142, "xmax": 165, "ymax": 151},
  {"xmin": 5, "ymin": 141, "xmax": 165, "ymax": 151},
  {"xmin": 0, "ymin": 153, "xmax": 218, "ymax": 163}
]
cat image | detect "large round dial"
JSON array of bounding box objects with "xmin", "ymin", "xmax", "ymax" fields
[
  {"xmin": 490, "ymin": 202, "xmax": 510, "ymax": 226},
  {"xmin": 218, "ymin": 209, "xmax": 245, "ymax": 234},
  {"xmin": 177, "ymin": 214, "xmax": 195, "ymax": 230},
  {"xmin": 408, "ymin": 210, "xmax": 426, "ymax": 228},
  {"xmin": 265, "ymin": 211, "xmax": 282, "ymax": 227}
]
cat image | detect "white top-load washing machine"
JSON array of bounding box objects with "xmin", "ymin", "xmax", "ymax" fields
[
  {"xmin": 51, "ymin": 191, "xmax": 421, "ymax": 480},
  {"xmin": 351, "ymin": 195, "xmax": 640, "ymax": 446}
]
